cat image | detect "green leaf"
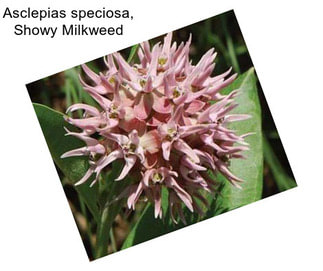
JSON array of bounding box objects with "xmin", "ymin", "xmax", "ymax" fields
[
  {"xmin": 127, "ymin": 44, "xmax": 139, "ymax": 63},
  {"xmin": 122, "ymin": 188, "xmax": 178, "ymax": 250},
  {"xmin": 219, "ymin": 67, "xmax": 263, "ymax": 210},
  {"xmin": 32, "ymin": 103, "xmax": 100, "ymax": 223}
]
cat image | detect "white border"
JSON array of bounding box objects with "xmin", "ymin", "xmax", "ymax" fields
[{"xmin": 0, "ymin": 0, "xmax": 322, "ymax": 270}]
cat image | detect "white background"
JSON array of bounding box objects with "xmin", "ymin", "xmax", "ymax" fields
[{"xmin": 0, "ymin": 0, "xmax": 322, "ymax": 270}]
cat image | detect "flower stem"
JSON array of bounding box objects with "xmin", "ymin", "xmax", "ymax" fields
[{"xmin": 94, "ymin": 162, "xmax": 131, "ymax": 259}]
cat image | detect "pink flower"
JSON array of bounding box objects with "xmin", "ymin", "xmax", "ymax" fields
[{"xmin": 62, "ymin": 32, "xmax": 251, "ymax": 223}]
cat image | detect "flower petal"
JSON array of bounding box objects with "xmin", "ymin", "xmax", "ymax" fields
[
  {"xmin": 104, "ymin": 133, "xmax": 129, "ymax": 146},
  {"xmin": 66, "ymin": 103, "xmax": 100, "ymax": 116},
  {"xmin": 127, "ymin": 182, "xmax": 144, "ymax": 210},
  {"xmin": 140, "ymin": 130, "xmax": 161, "ymax": 154},
  {"xmin": 153, "ymin": 185, "xmax": 162, "ymax": 218},
  {"xmin": 181, "ymin": 155, "xmax": 206, "ymax": 171},
  {"xmin": 134, "ymin": 93, "xmax": 153, "ymax": 120},
  {"xmin": 74, "ymin": 167, "xmax": 95, "ymax": 186},
  {"xmin": 115, "ymin": 155, "xmax": 137, "ymax": 181},
  {"xmin": 60, "ymin": 146, "xmax": 88, "ymax": 158},
  {"xmin": 152, "ymin": 94, "xmax": 172, "ymax": 114},
  {"xmin": 162, "ymin": 140, "xmax": 172, "ymax": 161},
  {"xmin": 81, "ymin": 64, "xmax": 100, "ymax": 84},
  {"xmin": 118, "ymin": 107, "xmax": 146, "ymax": 134},
  {"xmin": 173, "ymin": 139, "xmax": 199, "ymax": 163},
  {"xmin": 185, "ymin": 100, "xmax": 205, "ymax": 114},
  {"xmin": 166, "ymin": 177, "xmax": 193, "ymax": 212},
  {"xmin": 224, "ymin": 114, "xmax": 251, "ymax": 122},
  {"xmin": 94, "ymin": 149, "xmax": 123, "ymax": 174}
]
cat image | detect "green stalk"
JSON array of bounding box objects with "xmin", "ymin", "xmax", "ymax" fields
[
  {"xmin": 94, "ymin": 162, "xmax": 131, "ymax": 259},
  {"xmin": 95, "ymin": 202, "xmax": 120, "ymax": 258},
  {"xmin": 94, "ymin": 189, "xmax": 128, "ymax": 258},
  {"xmin": 263, "ymin": 135, "xmax": 297, "ymax": 191},
  {"xmin": 109, "ymin": 228, "xmax": 117, "ymax": 252},
  {"xmin": 221, "ymin": 16, "xmax": 240, "ymax": 73},
  {"xmin": 78, "ymin": 194, "xmax": 94, "ymax": 253}
]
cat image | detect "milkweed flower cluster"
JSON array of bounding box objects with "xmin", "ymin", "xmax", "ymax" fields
[{"xmin": 62, "ymin": 32, "xmax": 251, "ymax": 223}]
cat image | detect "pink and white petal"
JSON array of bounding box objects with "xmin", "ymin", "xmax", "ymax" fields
[
  {"xmin": 212, "ymin": 67, "xmax": 232, "ymax": 83},
  {"xmin": 148, "ymin": 113, "xmax": 170, "ymax": 126},
  {"xmin": 113, "ymin": 53, "xmax": 138, "ymax": 82},
  {"xmin": 140, "ymin": 130, "xmax": 161, "ymax": 154},
  {"xmin": 94, "ymin": 149, "xmax": 123, "ymax": 174},
  {"xmin": 181, "ymin": 155, "xmax": 206, "ymax": 171},
  {"xmin": 64, "ymin": 116, "xmax": 103, "ymax": 130},
  {"xmin": 126, "ymin": 185, "xmax": 138, "ymax": 209},
  {"xmin": 173, "ymin": 92, "xmax": 188, "ymax": 105},
  {"xmin": 104, "ymin": 54, "xmax": 118, "ymax": 74},
  {"xmin": 141, "ymin": 41, "xmax": 151, "ymax": 62},
  {"xmin": 163, "ymin": 75, "xmax": 172, "ymax": 98},
  {"xmin": 98, "ymin": 118, "xmax": 119, "ymax": 132},
  {"xmin": 200, "ymin": 134, "xmax": 227, "ymax": 153},
  {"xmin": 143, "ymin": 76, "xmax": 153, "ymax": 93},
  {"xmin": 66, "ymin": 103, "xmax": 100, "ymax": 116},
  {"xmin": 162, "ymin": 32, "xmax": 173, "ymax": 56},
  {"xmin": 134, "ymin": 93, "xmax": 153, "ymax": 120},
  {"xmin": 216, "ymin": 160, "xmax": 243, "ymax": 187},
  {"xmin": 192, "ymin": 63, "xmax": 215, "ymax": 87},
  {"xmin": 87, "ymin": 144, "xmax": 106, "ymax": 155},
  {"xmin": 99, "ymin": 73, "xmax": 115, "ymax": 93},
  {"xmin": 217, "ymin": 104, "xmax": 239, "ymax": 120},
  {"xmin": 119, "ymin": 106, "xmax": 135, "ymax": 125},
  {"xmin": 83, "ymin": 86, "xmax": 111, "ymax": 110},
  {"xmin": 74, "ymin": 168, "xmax": 95, "ymax": 186},
  {"xmin": 115, "ymin": 155, "xmax": 137, "ymax": 181},
  {"xmin": 198, "ymin": 91, "xmax": 237, "ymax": 122},
  {"xmin": 185, "ymin": 100, "xmax": 205, "ymax": 114},
  {"xmin": 64, "ymin": 128, "xmax": 100, "ymax": 146},
  {"xmin": 166, "ymin": 177, "xmax": 193, "ymax": 212},
  {"xmin": 129, "ymin": 130, "xmax": 140, "ymax": 145},
  {"xmin": 153, "ymin": 185, "xmax": 162, "ymax": 218},
  {"xmin": 119, "ymin": 117, "xmax": 146, "ymax": 135},
  {"xmin": 182, "ymin": 116, "xmax": 196, "ymax": 126},
  {"xmin": 142, "ymin": 169, "xmax": 154, "ymax": 186},
  {"xmin": 104, "ymin": 133, "xmax": 129, "ymax": 146},
  {"xmin": 170, "ymin": 104, "xmax": 184, "ymax": 123},
  {"xmin": 147, "ymin": 43, "xmax": 161, "ymax": 77},
  {"xmin": 194, "ymin": 149, "xmax": 216, "ymax": 170},
  {"xmin": 127, "ymin": 182, "xmax": 144, "ymax": 210},
  {"xmin": 179, "ymin": 123, "xmax": 216, "ymax": 138},
  {"xmin": 152, "ymin": 94, "xmax": 172, "ymax": 114},
  {"xmin": 161, "ymin": 141, "xmax": 172, "ymax": 161},
  {"xmin": 173, "ymin": 139, "xmax": 199, "ymax": 163},
  {"xmin": 119, "ymin": 88, "xmax": 136, "ymax": 107},
  {"xmin": 186, "ymin": 87, "xmax": 208, "ymax": 103},
  {"xmin": 137, "ymin": 48, "xmax": 145, "ymax": 64},
  {"xmin": 133, "ymin": 182, "xmax": 144, "ymax": 206},
  {"xmin": 61, "ymin": 146, "xmax": 88, "ymax": 158},
  {"xmin": 136, "ymin": 146, "xmax": 146, "ymax": 163},
  {"xmin": 81, "ymin": 64, "xmax": 100, "ymax": 84},
  {"xmin": 91, "ymin": 83, "xmax": 110, "ymax": 95},
  {"xmin": 207, "ymin": 74, "xmax": 238, "ymax": 97},
  {"xmin": 218, "ymin": 145, "xmax": 249, "ymax": 156},
  {"xmin": 224, "ymin": 114, "xmax": 251, "ymax": 123}
]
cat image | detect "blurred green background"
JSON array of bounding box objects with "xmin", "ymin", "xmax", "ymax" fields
[{"xmin": 27, "ymin": 10, "xmax": 296, "ymax": 260}]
